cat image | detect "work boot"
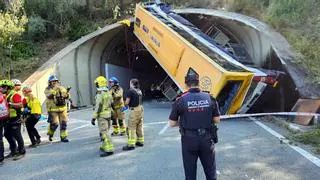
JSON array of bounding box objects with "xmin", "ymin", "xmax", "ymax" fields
[
  {"xmin": 49, "ymin": 135, "xmax": 53, "ymax": 142},
  {"xmin": 60, "ymin": 138, "xmax": 69, "ymax": 143},
  {"xmin": 120, "ymin": 132, "xmax": 126, "ymax": 136},
  {"xmin": 28, "ymin": 144, "xmax": 37, "ymax": 148},
  {"xmin": 36, "ymin": 137, "xmax": 41, "ymax": 144},
  {"xmin": 122, "ymin": 145, "xmax": 135, "ymax": 151},
  {"xmin": 100, "ymin": 151, "xmax": 113, "ymax": 157},
  {"xmin": 4, "ymin": 152, "xmax": 17, "ymax": 159},
  {"xmin": 13, "ymin": 151, "xmax": 25, "ymax": 161},
  {"xmin": 111, "ymin": 132, "xmax": 118, "ymax": 136},
  {"xmin": 135, "ymin": 142, "xmax": 144, "ymax": 147}
]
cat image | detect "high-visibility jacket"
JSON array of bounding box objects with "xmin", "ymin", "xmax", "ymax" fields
[
  {"xmin": 93, "ymin": 90, "xmax": 113, "ymax": 119},
  {"xmin": 44, "ymin": 85, "xmax": 69, "ymax": 112},
  {"xmin": 25, "ymin": 97, "xmax": 41, "ymax": 115},
  {"xmin": 110, "ymin": 86, "xmax": 124, "ymax": 109},
  {"xmin": 7, "ymin": 90, "xmax": 21, "ymax": 118}
]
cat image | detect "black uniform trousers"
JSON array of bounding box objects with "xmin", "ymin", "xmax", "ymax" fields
[
  {"xmin": 0, "ymin": 120, "xmax": 4, "ymax": 162},
  {"xmin": 181, "ymin": 133, "xmax": 216, "ymax": 180},
  {"xmin": 4, "ymin": 118, "xmax": 25, "ymax": 154},
  {"xmin": 26, "ymin": 115, "xmax": 41, "ymax": 145}
]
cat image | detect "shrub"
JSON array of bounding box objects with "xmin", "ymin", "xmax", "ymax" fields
[
  {"xmin": 11, "ymin": 40, "xmax": 41, "ymax": 60},
  {"xmin": 26, "ymin": 15, "xmax": 47, "ymax": 41}
]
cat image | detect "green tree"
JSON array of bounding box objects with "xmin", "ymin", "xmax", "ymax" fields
[{"xmin": 0, "ymin": 0, "xmax": 28, "ymax": 78}]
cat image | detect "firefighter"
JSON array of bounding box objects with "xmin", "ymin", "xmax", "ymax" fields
[
  {"xmin": 109, "ymin": 77, "xmax": 126, "ymax": 136},
  {"xmin": 22, "ymin": 86, "xmax": 42, "ymax": 148},
  {"xmin": 91, "ymin": 76, "xmax": 114, "ymax": 157},
  {"xmin": 1, "ymin": 80, "xmax": 26, "ymax": 160},
  {"xmin": 168, "ymin": 70, "xmax": 220, "ymax": 180},
  {"xmin": 44, "ymin": 75, "xmax": 70, "ymax": 142},
  {"xmin": 122, "ymin": 78, "xmax": 144, "ymax": 151}
]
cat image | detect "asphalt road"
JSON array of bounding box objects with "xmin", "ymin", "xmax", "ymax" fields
[{"xmin": 0, "ymin": 102, "xmax": 319, "ymax": 180}]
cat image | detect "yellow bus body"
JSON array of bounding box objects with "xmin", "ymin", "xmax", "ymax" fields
[{"xmin": 133, "ymin": 4, "xmax": 254, "ymax": 114}]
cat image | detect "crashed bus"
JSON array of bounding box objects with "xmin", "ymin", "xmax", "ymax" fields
[{"xmin": 133, "ymin": 1, "xmax": 281, "ymax": 114}]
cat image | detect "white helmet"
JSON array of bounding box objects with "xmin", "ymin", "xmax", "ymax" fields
[{"xmin": 11, "ymin": 79, "xmax": 22, "ymax": 86}]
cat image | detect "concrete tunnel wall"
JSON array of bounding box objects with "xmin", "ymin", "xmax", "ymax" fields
[
  {"xmin": 22, "ymin": 9, "xmax": 296, "ymax": 112},
  {"xmin": 23, "ymin": 23, "xmax": 126, "ymax": 111}
]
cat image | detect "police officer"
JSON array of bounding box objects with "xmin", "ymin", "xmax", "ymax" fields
[{"xmin": 168, "ymin": 70, "xmax": 220, "ymax": 180}]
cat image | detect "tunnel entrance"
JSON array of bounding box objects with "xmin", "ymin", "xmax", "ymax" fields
[{"xmin": 100, "ymin": 26, "xmax": 179, "ymax": 101}]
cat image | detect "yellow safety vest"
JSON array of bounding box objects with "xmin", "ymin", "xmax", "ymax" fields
[
  {"xmin": 26, "ymin": 97, "xmax": 42, "ymax": 114},
  {"xmin": 7, "ymin": 90, "xmax": 20, "ymax": 118}
]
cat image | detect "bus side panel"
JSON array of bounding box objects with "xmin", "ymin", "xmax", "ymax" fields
[
  {"xmin": 134, "ymin": 6, "xmax": 184, "ymax": 76},
  {"xmin": 176, "ymin": 48, "xmax": 226, "ymax": 97}
]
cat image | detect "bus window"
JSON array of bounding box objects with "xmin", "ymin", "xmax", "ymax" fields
[{"xmin": 217, "ymin": 81, "xmax": 242, "ymax": 114}]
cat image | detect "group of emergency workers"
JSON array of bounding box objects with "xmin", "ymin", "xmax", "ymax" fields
[
  {"xmin": 0, "ymin": 70, "xmax": 220, "ymax": 180},
  {"xmin": 0, "ymin": 79, "xmax": 42, "ymax": 164},
  {"xmin": 0, "ymin": 75, "xmax": 71, "ymax": 165},
  {"xmin": 92, "ymin": 75, "xmax": 144, "ymax": 156}
]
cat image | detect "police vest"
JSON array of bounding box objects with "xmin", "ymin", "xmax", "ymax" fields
[{"xmin": 179, "ymin": 92, "xmax": 213, "ymax": 130}]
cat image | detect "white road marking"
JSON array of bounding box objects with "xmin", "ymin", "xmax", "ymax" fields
[
  {"xmin": 68, "ymin": 124, "xmax": 90, "ymax": 133},
  {"xmin": 253, "ymin": 119, "xmax": 320, "ymax": 168},
  {"xmin": 158, "ymin": 123, "xmax": 170, "ymax": 135},
  {"xmin": 216, "ymin": 170, "xmax": 221, "ymax": 175}
]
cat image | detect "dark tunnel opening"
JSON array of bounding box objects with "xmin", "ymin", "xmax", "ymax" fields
[{"xmin": 100, "ymin": 26, "xmax": 173, "ymax": 101}]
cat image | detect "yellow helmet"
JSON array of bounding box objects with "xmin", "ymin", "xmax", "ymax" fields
[
  {"xmin": 94, "ymin": 76, "xmax": 107, "ymax": 88},
  {"xmin": 0, "ymin": 79, "xmax": 15, "ymax": 88}
]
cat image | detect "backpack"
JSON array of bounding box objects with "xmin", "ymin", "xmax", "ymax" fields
[
  {"xmin": 0, "ymin": 92, "xmax": 10, "ymax": 120},
  {"xmin": 54, "ymin": 90, "xmax": 66, "ymax": 106}
]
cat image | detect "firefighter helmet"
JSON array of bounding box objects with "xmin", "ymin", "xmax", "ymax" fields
[{"xmin": 94, "ymin": 76, "xmax": 107, "ymax": 88}]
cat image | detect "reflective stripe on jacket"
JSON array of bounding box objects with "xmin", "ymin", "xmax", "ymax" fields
[{"xmin": 93, "ymin": 90, "xmax": 113, "ymax": 119}]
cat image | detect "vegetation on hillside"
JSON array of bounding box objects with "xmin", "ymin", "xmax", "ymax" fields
[
  {"xmin": 1, "ymin": 0, "xmax": 319, "ymax": 83},
  {"xmin": 0, "ymin": 0, "xmax": 134, "ymax": 80}
]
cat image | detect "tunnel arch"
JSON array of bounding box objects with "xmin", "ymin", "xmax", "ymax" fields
[{"xmin": 23, "ymin": 8, "xmax": 308, "ymax": 112}]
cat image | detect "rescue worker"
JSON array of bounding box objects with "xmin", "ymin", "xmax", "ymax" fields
[
  {"xmin": 11, "ymin": 79, "xmax": 22, "ymax": 92},
  {"xmin": 22, "ymin": 86, "xmax": 42, "ymax": 148},
  {"xmin": 122, "ymin": 78, "xmax": 144, "ymax": 151},
  {"xmin": 91, "ymin": 76, "xmax": 114, "ymax": 157},
  {"xmin": 1, "ymin": 80, "xmax": 26, "ymax": 160},
  {"xmin": 44, "ymin": 75, "xmax": 70, "ymax": 142},
  {"xmin": 168, "ymin": 70, "xmax": 220, "ymax": 180},
  {"xmin": 0, "ymin": 81, "xmax": 8, "ymax": 165},
  {"xmin": 109, "ymin": 77, "xmax": 126, "ymax": 136}
]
